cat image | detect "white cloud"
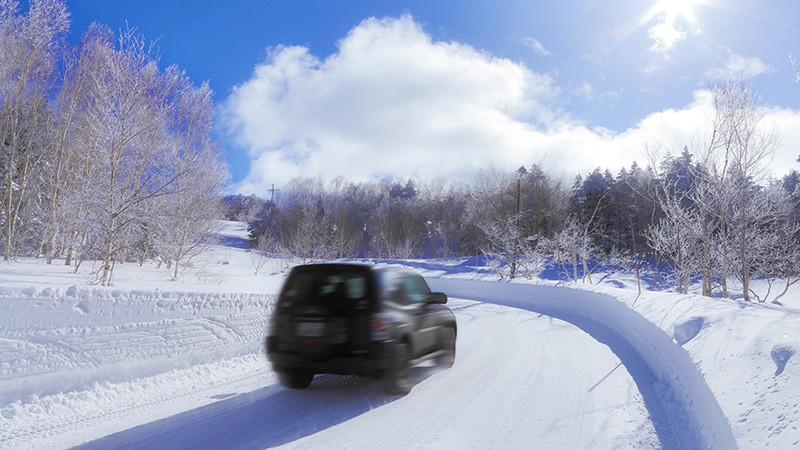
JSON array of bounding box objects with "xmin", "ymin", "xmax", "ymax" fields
[
  {"xmin": 523, "ymin": 38, "xmax": 551, "ymax": 57},
  {"xmin": 573, "ymin": 81, "xmax": 595, "ymax": 100},
  {"xmin": 571, "ymin": 80, "xmax": 622, "ymax": 102},
  {"xmin": 705, "ymin": 53, "xmax": 772, "ymax": 80},
  {"xmin": 224, "ymin": 16, "xmax": 800, "ymax": 195},
  {"xmin": 224, "ymin": 15, "xmax": 557, "ymax": 192}
]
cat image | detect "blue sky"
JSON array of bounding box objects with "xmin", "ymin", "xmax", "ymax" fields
[{"xmin": 63, "ymin": 0, "xmax": 800, "ymax": 194}]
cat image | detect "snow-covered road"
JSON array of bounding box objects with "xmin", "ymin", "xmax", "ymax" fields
[
  {"xmin": 1, "ymin": 275, "xmax": 740, "ymax": 449},
  {"xmin": 76, "ymin": 299, "xmax": 657, "ymax": 450}
]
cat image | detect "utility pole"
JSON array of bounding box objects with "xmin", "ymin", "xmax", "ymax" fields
[
  {"xmin": 629, "ymin": 215, "xmax": 641, "ymax": 294},
  {"xmin": 268, "ymin": 184, "xmax": 279, "ymax": 203},
  {"xmin": 511, "ymin": 176, "xmax": 521, "ymax": 279}
]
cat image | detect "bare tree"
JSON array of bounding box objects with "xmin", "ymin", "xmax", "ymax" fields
[
  {"xmin": 152, "ymin": 69, "xmax": 226, "ymax": 280},
  {"xmin": 250, "ymin": 232, "xmax": 276, "ymax": 275},
  {"xmin": 63, "ymin": 26, "xmax": 225, "ymax": 285},
  {"xmin": 0, "ymin": 0, "xmax": 69, "ymax": 261},
  {"xmin": 273, "ymin": 177, "xmax": 338, "ymax": 263},
  {"xmin": 739, "ymin": 182, "xmax": 800, "ymax": 301},
  {"xmin": 41, "ymin": 23, "xmax": 106, "ymax": 264},
  {"xmin": 0, "ymin": 5, "xmax": 224, "ymax": 283},
  {"xmin": 468, "ymin": 167, "xmax": 523, "ymax": 278},
  {"xmin": 704, "ymin": 81, "xmax": 779, "ymax": 300},
  {"xmin": 419, "ymin": 179, "xmax": 467, "ymax": 258},
  {"xmin": 648, "ymin": 82, "xmax": 786, "ymax": 299},
  {"xmin": 468, "ymin": 165, "xmax": 564, "ymax": 279}
]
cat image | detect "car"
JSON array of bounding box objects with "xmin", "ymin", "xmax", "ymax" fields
[{"xmin": 265, "ymin": 263, "xmax": 456, "ymax": 395}]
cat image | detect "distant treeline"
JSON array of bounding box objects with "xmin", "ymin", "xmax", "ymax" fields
[{"xmin": 230, "ymin": 84, "xmax": 800, "ymax": 302}]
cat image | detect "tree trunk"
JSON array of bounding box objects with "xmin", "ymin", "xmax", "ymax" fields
[{"xmin": 582, "ymin": 256, "xmax": 592, "ymax": 284}]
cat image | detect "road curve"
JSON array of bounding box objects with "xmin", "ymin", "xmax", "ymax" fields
[
  {"xmin": 80, "ymin": 299, "xmax": 659, "ymax": 449},
  {"xmin": 428, "ymin": 278, "xmax": 737, "ymax": 449}
]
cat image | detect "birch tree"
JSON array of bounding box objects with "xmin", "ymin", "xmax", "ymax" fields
[
  {"xmin": 41, "ymin": 23, "xmax": 105, "ymax": 264},
  {"xmin": 706, "ymin": 82, "xmax": 778, "ymax": 300},
  {"xmin": 152, "ymin": 69, "xmax": 225, "ymax": 280},
  {"xmin": 468, "ymin": 166, "xmax": 563, "ymax": 279},
  {"xmin": 0, "ymin": 0, "xmax": 69, "ymax": 261},
  {"xmin": 68, "ymin": 26, "xmax": 224, "ymax": 285}
]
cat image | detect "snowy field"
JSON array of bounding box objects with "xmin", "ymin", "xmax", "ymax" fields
[{"xmin": 1, "ymin": 221, "xmax": 798, "ymax": 449}]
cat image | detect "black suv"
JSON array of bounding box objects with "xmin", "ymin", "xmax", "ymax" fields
[{"xmin": 265, "ymin": 263, "xmax": 456, "ymax": 395}]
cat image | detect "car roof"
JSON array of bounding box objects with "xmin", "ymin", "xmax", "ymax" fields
[{"xmin": 288, "ymin": 263, "xmax": 414, "ymax": 279}]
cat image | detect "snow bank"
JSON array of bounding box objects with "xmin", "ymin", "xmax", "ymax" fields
[
  {"xmin": 428, "ymin": 278, "xmax": 738, "ymax": 449},
  {"xmin": 0, "ymin": 286, "xmax": 275, "ymax": 406},
  {"xmin": 413, "ymin": 254, "xmax": 800, "ymax": 449},
  {"xmin": 590, "ymin": 285, "xmax": 800, "ymax": 450}
]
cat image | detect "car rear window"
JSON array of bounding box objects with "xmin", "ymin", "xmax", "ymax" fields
[{"xmin": 281, "ymin": 265, "xmax": 374, "ymax": 309}]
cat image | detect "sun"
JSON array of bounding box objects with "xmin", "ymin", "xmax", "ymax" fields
[
  {"xmin": 652, "ymin": 0, "xmax": 703, "ymax": 26},
  {"xmin": 633, "ymin": 0, "xmax": 711, "ymax": 51}
]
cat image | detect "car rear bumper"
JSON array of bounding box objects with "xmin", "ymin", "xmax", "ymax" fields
[{"xmin": 266, "ymin": 336, "xmax": 394, "ymax": 377}]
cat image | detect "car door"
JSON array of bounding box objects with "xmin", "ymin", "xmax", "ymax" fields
[{"xmin": 402, "ymin": 274, "xmax": 440, "ymax": 356}]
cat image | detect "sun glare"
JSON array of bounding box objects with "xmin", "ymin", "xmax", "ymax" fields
[
  {"xmin": 634, "ymin": 0, "xmax": 713, "ymax": 50},
  {"xmin": 653, "ymin": 0, "xmax": 701, "ymax": 25}
]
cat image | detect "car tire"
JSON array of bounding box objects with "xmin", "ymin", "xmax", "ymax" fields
[
  {"xmin": 439, "ymin": 327, "xmax": 456, "ymax": 368},
  {"xmin": 385, "ymin": 342, "xmax": 411, "ymax": 396},
  {"xmin": 278, "ymin": 369, "xmax": 314, "ymax": 389}
]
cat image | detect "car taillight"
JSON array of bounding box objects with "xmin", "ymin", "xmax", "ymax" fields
[{"xmin": 371, "ymin": 313, "xmax": 390, "ymax": 341}]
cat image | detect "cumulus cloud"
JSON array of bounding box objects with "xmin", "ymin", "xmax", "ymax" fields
[
  {"xmin": 224, "ymin": 15, "xmax": 557, "ymax": 191},
  {"xmin": 705, "ymin": 53, "xmax": 772, "ymax": 80},
  {"xmin": 223, "ymin": 15, "xmax": 800, "ymax": 194}
]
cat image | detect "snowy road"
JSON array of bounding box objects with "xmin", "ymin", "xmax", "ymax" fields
[
  {"xmin": 77, "ymin": 299, "xmax": 657, "ymax": 449},
  {"xmin": 1, "ymin": 277, "xmax": 738, "ymax": 449}
]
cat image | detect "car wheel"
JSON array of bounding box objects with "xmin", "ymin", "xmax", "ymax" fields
[
  {"xmin": 385, "ymin": 341, "xmax": 411, "ymax": 396},
  {"xmin": 278, "ymin": 369, "xmax": 314, "ymax": 389},
  {"xmin": 439, "ymin": 327, "xmax": 456, "ymax": 368}
]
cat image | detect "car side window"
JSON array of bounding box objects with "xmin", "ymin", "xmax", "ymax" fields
[
  {"xmin": 389, "ymin": 277, "xmax": 408, "ymax": 305},
  {"xmin": 403, "ymin": 275, "xmax": 430, "ymax": 305}
]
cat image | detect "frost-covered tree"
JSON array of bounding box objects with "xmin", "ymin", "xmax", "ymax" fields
[
  {"xmin": 0, "ymin": 4, "xmax": 224, "ymax": 282},
  {"xmin": 707, "ymin": 82, "xmax": 779, "ymax": 300},
  {"xmin": 649, "ymin": 82, "xmax": 787, "ymax": 300},
  {"xmin": 271, "ymin": 177, "xmax": 339, "ymax": 263},
  {"xmin": 646, "ymin": 192, "xmax": 707, "ymax": 294},
  {"xmin": 0, "ymin": 0, "xmax": 69, "ymax": 261},
  {"xmin": 325, "ymin": 177, "xmax": 373, "ymax": 258},
  {"xmin": 542, "ymin": 217, "xmax": 601, "ymax": 283},
  {"xmin": 74, "ymin": 26, "xmax": 174, "ymax": 284},
  {"xmin": 468, "ymin": 165, "xmax": 565, "ymax": 279},
  {"xmin": 41, "ymin": 23, "xmax": 107, "ymax": 265},
  {"xmin": 743, "ymin": 182, "xmax": 800, "ymax": 301},
  {"xmin": 152, "ymin": 72, "xmax": 226, "ymax": 280},
  {"xmin": 60, "ymin": 26, "xmax": 225, "ymax": 284},
  {"xmin": 376, "ymin": 182, "xmax": 426, "ymax": 259},
  {"xmin": 418, "ymin": 179, "xmax": 467, "ymax": 258}
]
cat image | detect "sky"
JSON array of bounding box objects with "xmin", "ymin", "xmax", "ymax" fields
[{"xmin": 61, "ymin": 0, "xmax": 800, "ymax": 195}]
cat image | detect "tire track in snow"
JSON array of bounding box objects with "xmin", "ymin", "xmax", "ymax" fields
[
  {"xmin": 1, "ymin": 317, "xmax": 268, "ymax": 404},
  {"xmin": 75, "ymin": 300, "xmax": 657, "ymax": 449},
  {"xmin": 1, "ymin": 355, "xmax": 272, "ymax": 450}
]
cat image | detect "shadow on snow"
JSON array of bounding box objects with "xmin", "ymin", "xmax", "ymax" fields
[{"xmin": 76, "ymin": 368, "xmax": 441, "ymax": 450}]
